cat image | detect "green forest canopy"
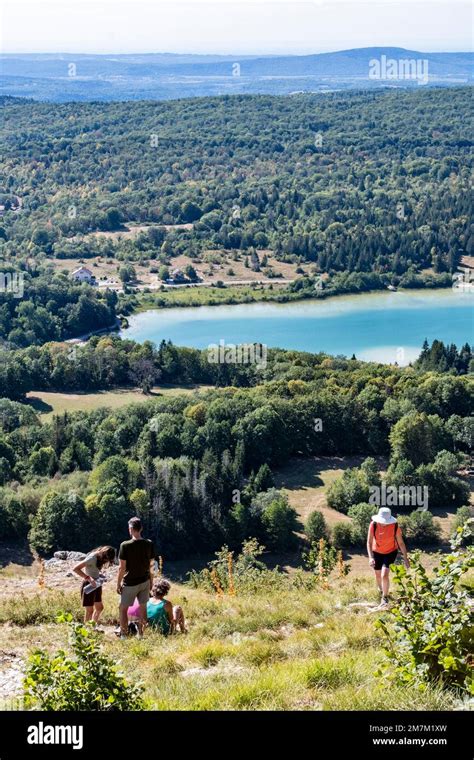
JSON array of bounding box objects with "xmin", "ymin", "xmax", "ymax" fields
[{"xmin": 0, "ymin": 88, "xmax": 472, "ymax": 278}]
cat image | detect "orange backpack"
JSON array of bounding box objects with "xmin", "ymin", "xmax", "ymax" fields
[{"xmin": 372, "ymin": 521, "xmax": 398, "ymax": 554}]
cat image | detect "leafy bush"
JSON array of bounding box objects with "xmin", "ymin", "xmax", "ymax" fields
[
  {"xmin": 326, "ymin": 459, "xmax": 378, "ymax": 514},
  {"xmin": 188, "ymin": 539, "xmax": 281, "ymax": 594},
  {"xmin": 415, "ymin": 451, "xmax": 470, "ymax": 509},
  {"xmin": 305, "ymin": 510, "xmax": 329, "ymax": 544},
  {"xmin": 327, "ymin": 470, "xmax": 369, "ymax": 514},
  {"xmin": 23, "ymin": 613, "xmax": 144, "ymax": 710},
  {"xmin": 331, "ymin": 522, "xmax": 354, "ymax": 548},
  {"xmin": 261, "ymin": 496, "xmax": 299, "ymax": 551},
  {"xmin": 397, "ymin": 510, "xmax": 441, "ymax": 546},
  {"xmin": 452, "ymin": 506, "xmax": 473, "ymax": 545},
  {"xmin": 250, "ymin": 489, "xmax": 299, "ymax": 551},
  {"xmin": 347, "ymin": 503, "xmax": 373, "ymax": 544},
  {"xmin": 376, "ymin": 523, "xmax": 473, "ymax": 693},
  {"xmin": 29, "ymin": 446, "xmax": 58, "ymax": 476},
  {"xmin": 389, "ymin": 412, "xmax": 448, "ymax": 468},
  {"xmin": 0, "ymin": 494, "xmax": 31, "ymax": 540}
]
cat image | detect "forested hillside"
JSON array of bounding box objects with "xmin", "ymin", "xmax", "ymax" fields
[
  {"xmin": 0, "ymin": 340, "xmax": 472, "ymax": 558},
  {"xmin": 0, "ymin": 88, "xmax": 471, "ymax": 343},
  {"xmin": 1, "ymin": 88, "xmax": 471, "ymax": 273}
]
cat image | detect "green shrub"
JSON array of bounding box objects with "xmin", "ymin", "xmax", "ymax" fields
[
  {"xmin": 305, "ymin": 510, "xmax": 329, "ymax": 544},
  {"xmin": 331, "ymin": 522, "xmax": 354, "ymax": 548},
  {"xmin": 452, "ymin": 506, "xmax": 473, "ymax": 545},
  {"xmin": 326, "ymin": 459, "xmax": 379, "ymax": 514},
  {"xmin": 0, "ymin": 495, "xmax": 31, "ymax": 539},
  {"xmin": 327, "ymin": 469, "xmax": 370, "ymax": 514},
  {"xmin": 23, "ymin": 613, "xmax": 144, "ymax": 710},
  {"xmin": 376, "ymin": 524, "xmax": 474, "ymax": 692},
  {"xmin": 347, "ymin": 503, "xmax": 373, "ymax": 544},
  {"xmin": 397, "ymin": 510, "xmax": 441, "ymax": 546},
  {"xmin": 258, "ymin": 491, "xmax": 299, "ymax": 551},
  {"xmin": 29, "ymin": 446, "xmax": 58, "ymax": 477}
]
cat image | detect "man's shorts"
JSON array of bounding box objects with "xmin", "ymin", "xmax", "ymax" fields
[
  {"xmin": 81, "ymin": 580, "xmax": 102, "ymax": 607},
  {"xmin": 373, "ymin": 550, "xmax": 398, "ymax": 570},
  {"xmin": 120, "ymin": 580, "xmax": 150, "ymax": 608}
]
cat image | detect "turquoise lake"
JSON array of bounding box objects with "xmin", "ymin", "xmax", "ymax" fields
[{"xmin": 121, "ymin": 288, "xmax": 473, "ymax": 365}]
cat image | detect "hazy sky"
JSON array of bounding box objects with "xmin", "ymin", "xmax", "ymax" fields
[{"xmin": 1, "ymin": 0, "xmax": 472, "ymax": 54}]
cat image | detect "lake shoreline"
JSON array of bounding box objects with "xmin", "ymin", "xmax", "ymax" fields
[
  {"xmin": 120, "ymin": 287, "xmax": 473, "ymax": 366},
  {"xmin": 125, "ymin": 278, "xmax": 457, "ymax": 316}
]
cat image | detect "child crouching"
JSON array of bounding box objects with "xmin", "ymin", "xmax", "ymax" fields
[{"xmin": 146, "ymin": 578, "xmax": 186, "ymax": 635}]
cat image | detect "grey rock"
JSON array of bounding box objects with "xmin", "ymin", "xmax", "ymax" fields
[{"xmin": 53, "ymin": 551, "xmax": 86, "ymax": 561}]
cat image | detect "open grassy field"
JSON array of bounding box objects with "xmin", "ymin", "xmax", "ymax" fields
[
  {"xmin": 133, "ymin": 280, "xmax": 293, "ymax": 310},
  {"xmin": 0, "ymin": 576, "xmax": 460, "ymax": 712},
  {"xmin": 26, "ymin": 385, "xmax": 211, "ymax": 420},
  {"xmin": 274, "ymin": 456, "xmax": 388, "ymax": 526}
]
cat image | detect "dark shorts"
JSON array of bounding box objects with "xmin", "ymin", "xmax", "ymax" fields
[
  {"xmin": 81, "ymin": 580, "xmax": 103, "ymax": 607},
  {"xmin": 373, "ymin": 550, "xmax": 398, "ymax": 570}
]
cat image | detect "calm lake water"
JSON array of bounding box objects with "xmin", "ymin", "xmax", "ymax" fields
[{"xmin": 121, "ymin": 289, "xmax": 473, "ymax": 365}]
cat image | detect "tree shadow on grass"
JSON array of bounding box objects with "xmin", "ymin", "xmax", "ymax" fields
[
  {"xmin": 25, "ymin": 396, "xmax": 53, "ymax": 415},
  {"xmin": 0, "ymin": 540, "xmax": 35, "ymax": 568},
  {"xmin": 275, "ymin": 455, "xmax": 389, "ymax": 492}
]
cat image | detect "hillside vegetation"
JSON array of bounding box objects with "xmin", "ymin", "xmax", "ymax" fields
[
  {"xmin": 0, "ymin": 341, "xmax": 472, "ymax": 558},
  {"xmin": 0, "ymin": 88, "xmax": 471, "ymax": 343},
  {"xmin": 1, "ymin": 545, "xmax": 471, "ymax": 711}
]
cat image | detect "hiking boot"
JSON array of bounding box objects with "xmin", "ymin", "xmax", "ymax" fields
[{"xmin": 381, "ymin": 596, "xmax": 389, "ymax": 606}]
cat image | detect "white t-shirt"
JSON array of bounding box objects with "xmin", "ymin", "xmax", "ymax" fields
[{"xmin": 84, "ymin": 552, "xmax": 100, "ymax": 580}]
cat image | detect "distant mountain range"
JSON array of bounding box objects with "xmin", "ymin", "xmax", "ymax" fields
[{"xmin": 0, "ymin": 48, "xmax": 471, "ymax": 101}]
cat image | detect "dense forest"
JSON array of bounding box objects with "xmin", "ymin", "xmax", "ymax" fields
[
  {"xmin": 0, "ymin": 339, "xmax": 471, "ymax": 557},
  {"xmin": 0, "ymin": 271, "xmax": 118, "ymax": 347},
  {"xmin": 1, "ymin": 88, "xmax": 472, "ymax": 281}
]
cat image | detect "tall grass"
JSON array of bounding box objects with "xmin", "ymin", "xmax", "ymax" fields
[{"xmin": 0, "ymin": 575, "xmax": 458, "ymax": 711}]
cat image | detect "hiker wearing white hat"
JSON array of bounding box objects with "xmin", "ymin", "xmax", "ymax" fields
[{"xmin": 367, "ymin": 507, "xmax": 409, "ymax": 606}]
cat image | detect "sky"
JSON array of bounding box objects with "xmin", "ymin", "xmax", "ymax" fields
[{"xmin": 1, "ymin": 0, "xmax": 472, "ymax": 55}]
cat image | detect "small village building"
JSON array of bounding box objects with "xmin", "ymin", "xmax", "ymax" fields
[{"xmin": 70, "ymin": 266, "xmax": 95, "ymax": 284}]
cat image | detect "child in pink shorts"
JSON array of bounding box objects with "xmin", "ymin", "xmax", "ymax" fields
[{"xmin": 127, "ymin": 598, "xmax": 141, "ymax": 634}]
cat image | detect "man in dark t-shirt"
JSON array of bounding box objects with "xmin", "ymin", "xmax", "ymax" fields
[{"xmin": 117, "ymin": 516, "xmax": 157, "ymax": 638}]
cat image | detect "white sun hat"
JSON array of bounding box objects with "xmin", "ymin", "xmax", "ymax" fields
[{"xmin": 372, "ymin": 507, "xmax": 397, "ymax": 525}]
